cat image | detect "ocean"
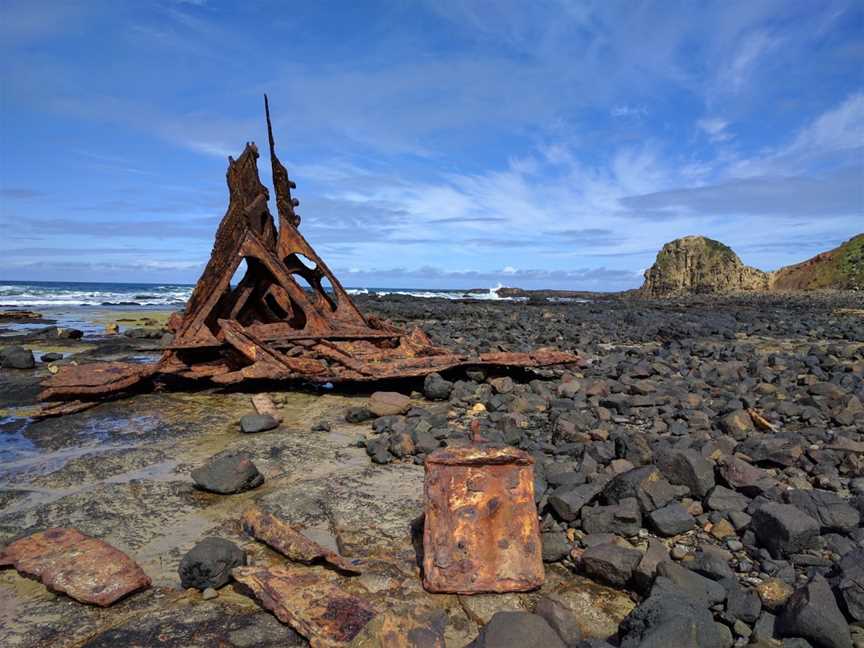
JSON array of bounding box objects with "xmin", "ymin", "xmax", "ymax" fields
[{"xmin": 0, "ymin": 280, "xmax": 513, "ymax": 309}]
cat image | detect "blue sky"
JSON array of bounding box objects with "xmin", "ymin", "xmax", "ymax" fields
[{"xmin": 1, "ymin": 0, "xmax": 862, "ymax": 290}]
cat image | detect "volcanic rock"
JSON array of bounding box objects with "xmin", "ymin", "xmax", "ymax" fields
[
  {"xmin": 602, "ymin": 465, "xmax": 677, "ymax": 513},
  {"xmin": 0, "ymin": 345, "xmax": 35, "ymax": 369},
  {"xmin": 647, "ymin": 502, "xmax": 695, "ymax": 536},
  {"xmin": 240, "ymin": 414, "xmax": 279, "ymax": 433},
  {"xmin": 778, "ymin": 575, "xmax": 852, "ymax": 648},
  {"xmin": 655, "ymin": 448, "xmax": 715, "ymax": 497},
  {"xmin": 471, "ymin": 611, "xmax": 565, "ymax": 648},
  {"xmin": 191, "ymin": 450, "xmax": 264, "ymax": 494},
  {"xmin": 654, "ymin": 560, "xmax": 726, "ymax": 605},
  {"xmin": 178, "ymin": 537, "xmax": 246, "ymax": 590},
  {"xmin": 750, "ymin": 502, "xmax": 820, "ymax": 558},
  {"xmin": 423, "ymin": 373, "xmax": 452, "ymax": 400},
  {"xmin": 581, "ymin": 498, "xmax": 642, "ymax": 536},
  {"xmin": 619, "ymin": 591, "xmax": 733, "ymax": 648},
  {"xmin": 581, "ymin": 543, "xmax": 641, "ymax": 587}
]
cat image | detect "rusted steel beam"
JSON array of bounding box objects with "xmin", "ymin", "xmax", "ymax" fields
[
  {"xmin": 37, "ymin": 97, "xmax": 582, "ymax": 414},
  {"xmin": 422, "ymin": 445, "xmax": 544, "ymax": 594},
  {"xmin": 241, "ymin": 506, "xmax": 363, "ymax": 574}
]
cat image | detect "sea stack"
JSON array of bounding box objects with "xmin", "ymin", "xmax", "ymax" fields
[{"xmin": 640, "ymin": 235, "xmax": 769, "ymax": 297}]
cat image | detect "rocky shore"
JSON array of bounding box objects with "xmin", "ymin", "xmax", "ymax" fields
[{"xmin": 1, "ymin": 290, "xmax": 863, "ymax": 647}]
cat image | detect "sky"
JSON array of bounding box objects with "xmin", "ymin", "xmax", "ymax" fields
[{"xmin": 1, "ymin": 0, "xmax": 862, "ymax": 291}]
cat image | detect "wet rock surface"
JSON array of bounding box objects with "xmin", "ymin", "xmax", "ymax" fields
[{"xmin": 2, "ymin": 291, "xmax": 863, "ymax": 646}]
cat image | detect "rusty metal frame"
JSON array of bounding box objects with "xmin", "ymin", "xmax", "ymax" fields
[{"xmin": 38, "ymin": 97, "xmax": 581, "ymax": 415}]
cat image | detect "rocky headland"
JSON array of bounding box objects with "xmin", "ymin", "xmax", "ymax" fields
[{"xmin": 639, "ymin": 234, "xmax": 864, "ymax": 297}]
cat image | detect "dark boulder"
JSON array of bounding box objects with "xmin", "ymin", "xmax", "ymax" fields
[
  {"xmin": 581, "ymin": 498, "xmax": 642, "ymax": 536},
  {"xmin": 655, "ymin": 448, "xmax": 715, "ymax": 497},
  {"xmin": 751, "ymin": 502, "xmax": 820, "ymax": 558},
  {"xmin": 602, "ymin": 466, "xmax": 677, "ymax": 513},
  {"xmin": 190, "ymin": 451, "xmax": 264, "ymax": 494},
  {"xmin": 777, "ymin": 575, "xmax": 852, "ymax": 648},
  {"xmin": 785, "ymin": 489, "xmax": 860, "ymax": 533},
  {"xmin": 239, "ymin": 414, "xmax": 279, "ymax": 433},
  {"xmin": 647, "ymin": 502, "xmax": 695, "ymax": 536},
  {"xmin": 0, "ymin": 346, "xmax": 35, "ymax": 369},
  {"xmin": 581, "ymin": 543, "xmax": 641, "ymax": 587},
  {"xmin": 654, "ymin": 561, "xmax": 726, "ymax": 605},
  {"xmin": 470, "ymin": 611, "xmax": 565, "ymax": 648},
  {"xmin": 178, "ymin": 537, "xmax": 246, "ymax": 590},
  {"xmin": 548, "ymin": 482, "xmax": 603, "ymax": 522},
  {"xmin": 619, "ymin": 592, "xmax": 733, "ymax": 648},
  {"xmin": 423, "ymin": 373, "xmax": 453, "ymax": 400}
]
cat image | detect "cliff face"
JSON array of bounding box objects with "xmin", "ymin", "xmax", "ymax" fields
[
  {"xmin": 640, "ymin": 236, "xmax": 770, "ymax": 297},
  {"xmin": 770, "ymin": 234, "xmax": 864, "ymax": 291}
]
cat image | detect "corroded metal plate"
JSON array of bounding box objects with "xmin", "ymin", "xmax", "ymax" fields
[
  {"xmin": 422, "ymin": 446, "xmax": 544, "ymax": 594},
  {"xmin": 232, "ymin": 565, "xmax": 376, "ymax": 647},
  {"xmin": 0, "ymin": 527, "xmax": 151, "ymax": 606}
]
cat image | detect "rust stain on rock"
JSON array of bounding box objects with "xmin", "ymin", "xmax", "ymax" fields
[
  {"xmin": 422, "ymin": 445, "xmax": 544, "ymax": 594},
  {"xmin": 0, "ymin": 527, "xmax": 151, "ymax": 606},
  {"xmin": 37, "ymin": 97, "xmax": 581, "ymax": 416},
  {"xmin": 232, "ymin": 565, "xmax": 376, "ymax": 647},
  {"xmin": 241, "ymin": 506, "xmax": 363, "ymax": 574}
]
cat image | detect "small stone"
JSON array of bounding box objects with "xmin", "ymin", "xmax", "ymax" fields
[
  {"xmin": 732, "ymin": 618, "xmax": 751, "ymax": 637},
  {"xmin": 40, "ymin": 352, "xmax": 63, "ymax": 362},
  {"xmin": 240, "ymin": 414, "xmax": 279, "ymax": 433},
  {"xmin": 490, "ymin": 376, "xmax": 514, "ymax": 394},
  {"xmin": 756, "ymin": 578, "xmax": 794, "ymax": 611},
  {"xmin": 671, "ymin": 545, "xmax": 689, "ymax": 560},
  {"xmin": 719, "ymin": 410, "xmax": 755, "ymax": 439},
  {"xmin": 202, "ymin": 587, "xmax": 218, "ymax": 600},
  {"xmin": 346, "ymin": 406, "xmax": 374, "ymax": 423},
  {"xmin": 710, "ymin": 518, "xmax": 736, "ymax": 540}
]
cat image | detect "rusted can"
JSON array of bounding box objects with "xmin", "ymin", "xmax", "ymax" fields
[{"xmin": 422, "ymin": 444, "xmax": 544, "ymax": 594}]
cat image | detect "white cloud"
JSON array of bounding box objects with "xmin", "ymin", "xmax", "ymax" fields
[
  {"xmin": 697, "ymin": 118, "xmax": 733, "ymax": 142},
  {"xmin": 730, "ymin": 92, "xmax": 864, "ymax": 177},
  {"xmin": 717, "ymin": 30, "xmax": 781, "ymax": 94},
  {"xmin": 611, "ymin": 105, "xmax": 647, "ymax": 118}
]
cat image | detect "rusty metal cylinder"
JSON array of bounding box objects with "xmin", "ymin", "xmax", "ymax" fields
[{"xmin": 422, "ymin": 445, "xmax": 544, "ymax": 594}]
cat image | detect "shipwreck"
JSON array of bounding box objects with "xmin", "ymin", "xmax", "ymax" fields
[{"xmin": 39, "ymin": 97, "xmax": 581, "ymax": 417}]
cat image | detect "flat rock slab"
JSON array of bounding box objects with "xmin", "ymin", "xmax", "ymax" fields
[
  {"xmin": 232, "ymin": 565, "xmax": 377, "ymax": 647},
  {"xmin": 0, "ymin": 527, "xmax": 151, "ymax": 606},
  {"xmin": 241, "ymin": 506, "xmax": 363, "ymax": 574}
]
